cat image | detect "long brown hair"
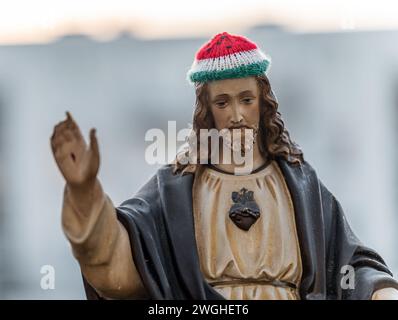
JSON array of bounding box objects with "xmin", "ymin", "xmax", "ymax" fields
[{"xmin": 173, "ymin": 74, "xmax": 304, "ymax": 175}]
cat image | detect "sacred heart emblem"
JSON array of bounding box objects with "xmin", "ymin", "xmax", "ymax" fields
[{"xmin": 229, "ymin": 188, "xmax": 260, "ymax": 231}]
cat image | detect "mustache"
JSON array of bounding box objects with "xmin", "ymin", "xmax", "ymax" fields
[{"xmin": 228, "ymin": 124, "xmax": 258, "ymax": 130}]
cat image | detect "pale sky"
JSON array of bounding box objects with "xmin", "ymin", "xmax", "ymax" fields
[{"xmin": 0, "ymin": 0, "xmax": 398, "ymax": 44}]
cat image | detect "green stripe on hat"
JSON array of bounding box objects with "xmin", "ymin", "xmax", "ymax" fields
[{"xmin": 189, "ymin": 60, "xmax": 270, "ymax": 84}]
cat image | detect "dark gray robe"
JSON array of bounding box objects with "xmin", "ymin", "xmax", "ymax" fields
[{"xmin": 83, "ymin": 157, "xmax": 398, "ymax": 300}]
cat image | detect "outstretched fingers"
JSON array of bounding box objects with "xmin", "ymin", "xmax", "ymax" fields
[
  {"xmin": 66, "ymin": 111, "xmax": 78, "ymax": 129},
  {"xmin": 51, "ymin": 112, "xmax": 100, "ymax": 184},
  {"xmin": 51, "ymin": 112, "xmax": 84, "ymax": 150},
  {"xmin": 66, "ymin": 111, "xmax": 84, "ymax": 140}
]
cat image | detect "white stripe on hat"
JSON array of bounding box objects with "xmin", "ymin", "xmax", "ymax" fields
[{"xmin": 189, "ymin": 49, "xmax": 270, "ymax": 74}]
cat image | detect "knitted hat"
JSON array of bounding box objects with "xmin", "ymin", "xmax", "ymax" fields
[{"xmin": 187, "ymin": 32, "xmax": 271, "ymax": 84}]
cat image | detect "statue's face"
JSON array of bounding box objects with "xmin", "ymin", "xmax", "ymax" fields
[{"xmin": 207, "ymin": 76, "xmax": 261, "ymax": 152}]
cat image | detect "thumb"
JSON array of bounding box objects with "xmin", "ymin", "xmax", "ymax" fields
[{"xmin": 89, "ymin": 128, "xmax": 99, "ymax": 157}]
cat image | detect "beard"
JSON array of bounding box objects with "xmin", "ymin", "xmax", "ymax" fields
[{"xmin": 221, "ymin": 124, "xmax": 259, "ymax": 156}]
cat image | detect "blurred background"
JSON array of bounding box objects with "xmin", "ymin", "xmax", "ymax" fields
[{"xmin": 0, "ymin": 0, "xmax": 397, "ymax": 299}]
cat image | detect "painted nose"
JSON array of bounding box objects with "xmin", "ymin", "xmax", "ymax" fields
[
  {"xmin": 231, "ymin": 118, "xmax": 243, "ymax": 126},
  {"xmin": 231, "ymin": 104, "xmax": 244, "ymax": 125}
]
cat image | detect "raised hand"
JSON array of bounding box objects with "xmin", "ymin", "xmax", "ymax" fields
[{"xmin": 50, "ymin": 112, "xmax": 100, "ymax": 190}]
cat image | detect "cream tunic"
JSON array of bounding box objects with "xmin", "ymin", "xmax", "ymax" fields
[{"xmin": 192, "ymin": 161, "xmax": 302, "ymax": 300}]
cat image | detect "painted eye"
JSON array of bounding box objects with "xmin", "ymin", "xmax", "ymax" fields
[
  {"xmin": 215, "ymin": 101, "xmax": 227, "ymax": 108},
  {"xmin": 242, "ymin": 98, "xmax": 254, "ymax": 104}
]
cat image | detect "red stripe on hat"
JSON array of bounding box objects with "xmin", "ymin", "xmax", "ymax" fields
[{"xmin": 196, "ymin": 32, "xmax": 258, "ymax": 60}]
